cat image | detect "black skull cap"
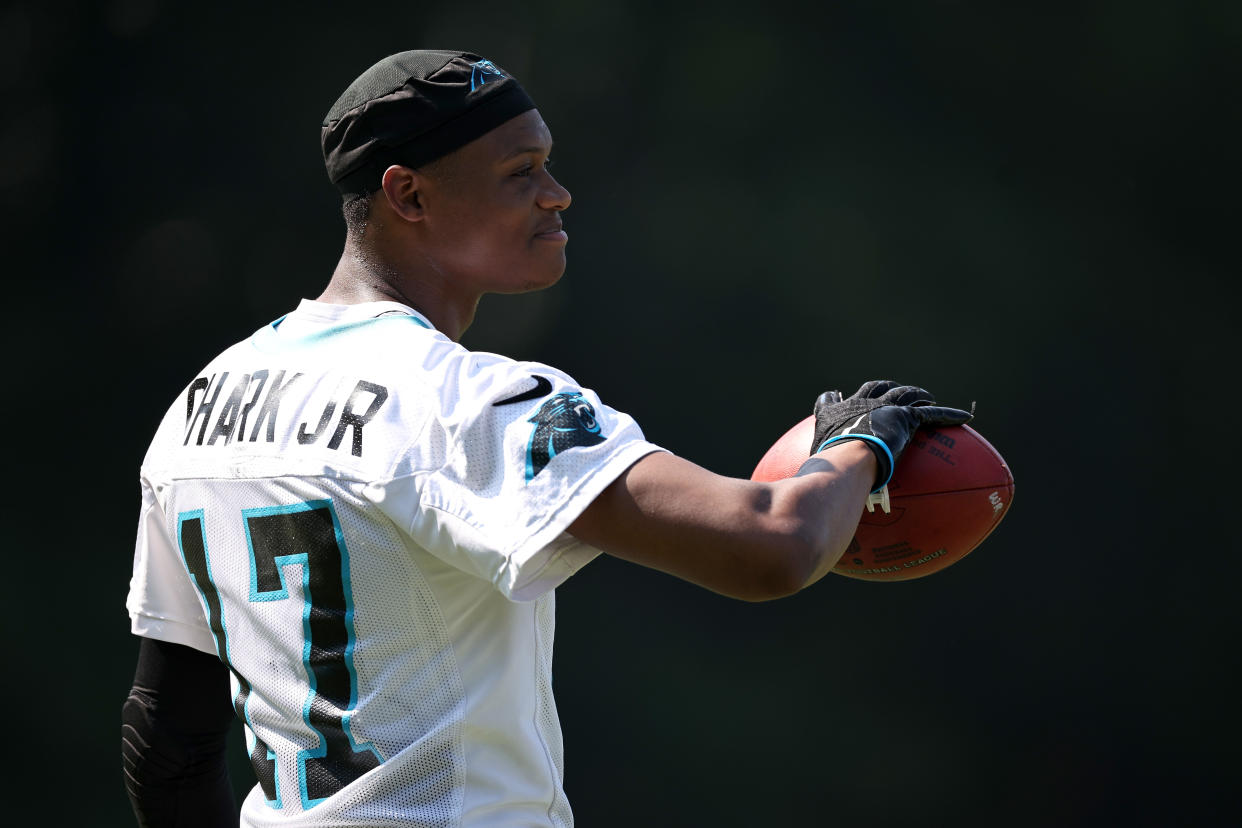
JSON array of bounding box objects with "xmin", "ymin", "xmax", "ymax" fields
[{"xmin": 322, "ymin": 50, "xmax": 536, "ymax": 196}]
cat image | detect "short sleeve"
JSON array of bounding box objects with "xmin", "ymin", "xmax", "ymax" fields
[
  {"xmin": 126, "ymin": 477, "xmax": 219, "ymax": 655},
  {"xmin": 364, "ymin": 357, "xmax": 665, "ymax": 601}
]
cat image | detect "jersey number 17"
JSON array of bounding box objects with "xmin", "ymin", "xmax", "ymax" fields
[{"xmin": 178, "ymin": 500, "xmax": 382, "ymax": 812}]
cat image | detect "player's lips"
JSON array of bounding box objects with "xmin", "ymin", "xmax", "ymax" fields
[{"xmin": 533, "ymin": 221, "xmax": 567, "ymax": 243}]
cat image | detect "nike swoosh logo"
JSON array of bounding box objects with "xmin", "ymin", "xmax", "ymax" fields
[
  {"xmin": 492, "ymin": 374, "xmax": 553, "ymax": 407},
  {"xmin": 841, "ymin": 414, "xmax": 867, "ymax": 435}
]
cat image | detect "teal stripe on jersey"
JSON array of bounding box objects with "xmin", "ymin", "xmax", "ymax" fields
[{"xmin": 251, "ymin": 314, "xmax": 432, "ymax": 355}]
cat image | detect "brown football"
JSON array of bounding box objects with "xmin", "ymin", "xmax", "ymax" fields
[{"xmin": 751, "ymin": 417, "xmax": 1014, "ymax": 581}]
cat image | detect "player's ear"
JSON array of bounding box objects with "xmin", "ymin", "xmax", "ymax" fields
[{"xmin": 379, "ymin": 165, "xmax": 426, "ymax": 223}]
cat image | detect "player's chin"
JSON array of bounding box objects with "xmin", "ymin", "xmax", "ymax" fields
[
  {"xmin": 503, "ymin": 255, "xmax": 566, "ymax": 294},
  {"xmin": 529, "ymin": 248, "xmax": 568, "ymax": 288}
]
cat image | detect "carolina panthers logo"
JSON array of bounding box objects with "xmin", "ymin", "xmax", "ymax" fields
[
  {"xmin": 469, "ymin": 59, "xmax": 505, "ymax": 91},
  {"xmin": 525, "ymin": 392, "xmax": 606, "ymax": 480}
]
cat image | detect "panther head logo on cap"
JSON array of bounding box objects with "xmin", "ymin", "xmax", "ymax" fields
[{"xmin": 470, "ymin": 59, "xmax": 506, "ymax": 91}]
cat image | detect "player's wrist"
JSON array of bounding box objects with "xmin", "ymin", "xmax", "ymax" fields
[
  {"xmin": 814, "ymin": 436, "xmax": 883, "ymax": 488},
  {"xmin": 817, "ymin": 434, "xmax": 891, "ymax": 492}
]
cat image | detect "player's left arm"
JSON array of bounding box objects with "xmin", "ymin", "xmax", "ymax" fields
[{"xmin": 122, "ymin": 636, "xmax": 237, "ymax": 827}]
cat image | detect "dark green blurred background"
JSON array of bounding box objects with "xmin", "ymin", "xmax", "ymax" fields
[{"xmin": 4, "ymin": 1, "xmax": 1237, "ymax": 825}]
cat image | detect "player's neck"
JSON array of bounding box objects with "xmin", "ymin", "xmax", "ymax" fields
[{"xmin": 320, "ymin": 243, "xmax": 480, "ymax": 341}]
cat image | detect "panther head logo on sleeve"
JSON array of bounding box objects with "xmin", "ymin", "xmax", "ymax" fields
[{"xmin": 524, "ymin": 392, "xmax": 606, "ymax": 480}]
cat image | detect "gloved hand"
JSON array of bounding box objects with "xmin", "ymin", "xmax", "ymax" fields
[{"xmin": 811, "ymin": 381, "xmax": 973, "ymax": 491}]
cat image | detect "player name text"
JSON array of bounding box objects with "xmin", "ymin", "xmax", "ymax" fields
[{"xmin": 183, "ymin": 370, "xmax": 389, "ymax": 457}]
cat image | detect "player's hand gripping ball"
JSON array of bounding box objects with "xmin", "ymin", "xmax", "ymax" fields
[
  {"xmin": 752, "ymin": 384, "xmax": 1014, "ymax": 581},
  {"xmin": 808, "ymin": 381, "xmax": 974, "ymax": 490}
]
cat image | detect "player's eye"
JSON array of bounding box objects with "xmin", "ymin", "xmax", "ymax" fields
[{"xmin": 514, "ymin": 158, "xmax": 553, "ymax": 178}]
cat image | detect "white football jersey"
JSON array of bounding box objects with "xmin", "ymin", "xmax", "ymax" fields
[{"xmin": 127, "ymin": 299, "xmax": 663, "ymax": 827}]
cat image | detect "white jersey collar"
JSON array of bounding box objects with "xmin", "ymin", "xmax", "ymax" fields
[{"xmin": 288, "ymin": 298, "xmax": 435, "ymax": 329}]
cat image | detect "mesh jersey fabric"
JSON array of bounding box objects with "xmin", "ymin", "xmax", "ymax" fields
[{"xmin": 126, "ymin": 299, "xmax": 664, "ymax": 827}]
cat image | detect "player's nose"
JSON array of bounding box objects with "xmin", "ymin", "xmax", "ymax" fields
[{"xmin": 538, "ymin": 172, "xmax": 571, "ymax": 212}]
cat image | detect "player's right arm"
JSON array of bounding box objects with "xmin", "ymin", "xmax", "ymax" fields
[
  {"xmin": 569, "ymin": 441, "xmax": 877, "ymax": 600},
  {"xmin": 568, "ymin": 383, "xmax": 972, "ymax": 601}
]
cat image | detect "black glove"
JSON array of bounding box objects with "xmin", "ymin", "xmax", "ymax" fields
[{"xmin": 811, "ymin": 381, "xmax": 973, "ymax": 491}]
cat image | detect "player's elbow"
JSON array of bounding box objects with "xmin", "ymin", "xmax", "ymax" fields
[
  {"xmin": 733, "ymin": 525, "xmax": 823, "ymax": 602},
  {"xmin": 736, "ymin": 512, "xmax": 851, "ymax": 602},
  {"xmin": 737, "ymin": 563, "xmax": 807, "ymax": 602}
]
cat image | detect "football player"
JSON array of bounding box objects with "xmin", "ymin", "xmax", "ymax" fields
[{"xmin": 122, "ymin": 50, "xmax": 970, "ymax": 827}]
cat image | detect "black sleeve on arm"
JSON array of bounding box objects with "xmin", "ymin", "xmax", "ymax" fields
[{"xmin": 121, "ymin": 636, "xmax": 238, "ymax": 827}]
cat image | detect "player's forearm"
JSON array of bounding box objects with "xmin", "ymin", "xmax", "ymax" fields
[
  {"xmin": 122, "ymin": 638, "xmax": 237, "ymax": 827},
  {"xmin": 571, "ymin": 444, "xmax": 876, "ymax": 600},
  {"xmin": 122, "ymin": 690, "xmax": 237, "ymax": 827},
  {"xmin": 772, "ymin": 439, "xmax": 877, "ymax": 589}
]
